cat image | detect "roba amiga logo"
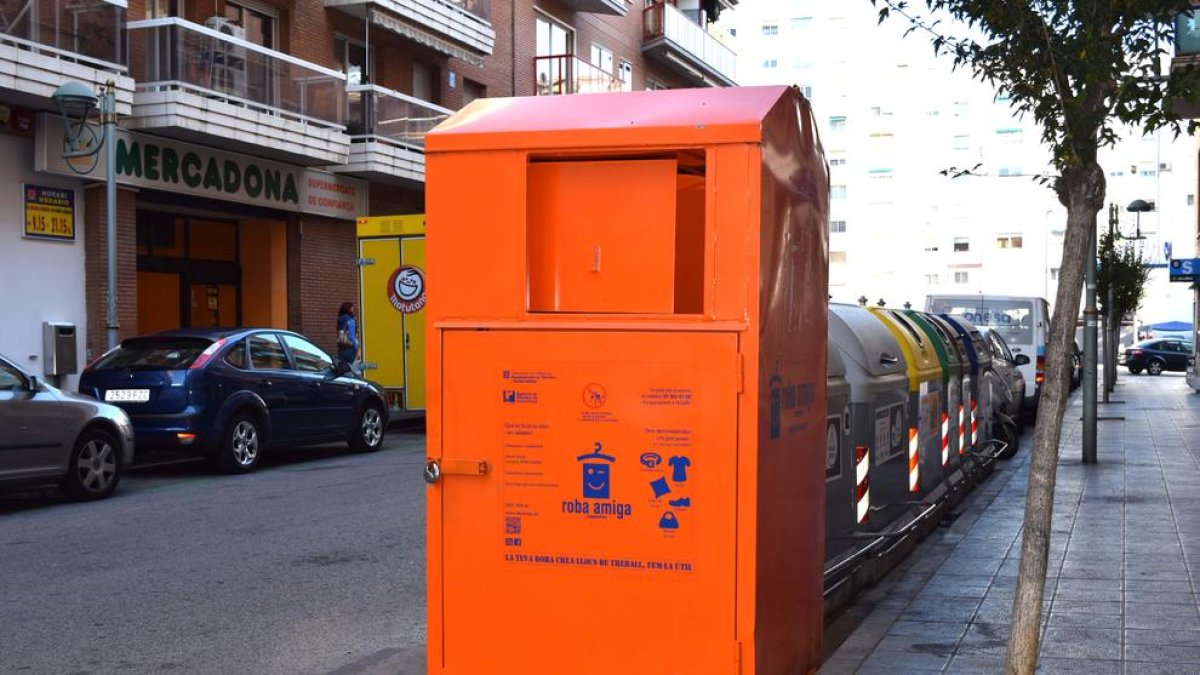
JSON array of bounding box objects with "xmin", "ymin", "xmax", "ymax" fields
[{"xmin": 387, "ymin": 265, "xmax": 426, "ymax": 313}]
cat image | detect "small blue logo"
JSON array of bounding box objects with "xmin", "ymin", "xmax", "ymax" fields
[
  {"xmin": 502, "ymin": 390, "xmax": 516, "ymax": 403},
  {"xmin": 576, "ymin": 443, "xmax": 615, "ymax": 499},
  {"xmin": 640, "ymin": 452, "xmax": 662, "ymax": 468}
]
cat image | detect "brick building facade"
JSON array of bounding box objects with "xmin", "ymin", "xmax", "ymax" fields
[{"xmin": 3, "ymin": 0, "xmax": 736, "ymax": 384}]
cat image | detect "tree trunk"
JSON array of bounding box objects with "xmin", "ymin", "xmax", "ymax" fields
[{"xmin": 1005, "ymin": 163, "xmax": 1105, "ymax": 674}]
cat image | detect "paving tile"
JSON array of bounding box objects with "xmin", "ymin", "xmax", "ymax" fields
[
  {"xmin": 1124, "ymin": 643, "xmax": 1200, "ymax": 663},
  {"xmin": 1040, "ymin": 627, "xmax": 1121, "ymax": 661},
  {"xmin": 1124, "ymin": 579, "xmax": 1193, "ymax": 593},
  {"xmin": 956, "ymin": 622, "xmax": 1011, "ymax": 656},
  {"xmin": 1054, "ymin": 587, "xmax": 1123, "ymax": 603},
  {"xmin": 871, "ymin": 633, "xmax": 959, "ymax": 658},
  {"xmin": 945, "ymin": 652, "xmax": 1008, "ymax": 673},
  {"xmin": 855, "ymin": 649, "xmax": 947, "ymax": 673},
  {"xmin": 1124, "ymin": 611, "xmax": 1200, "ymax": 631},
  {"xmin": 1124, "ymin": 628, "xmax": 1200, "ymax": 647},
  {"xmin": 1118, "ymin": 662, "xmax": 1200, "ymax": 675},
  {"xmin": 1046, "ymin": 612, "xmax": 1123, "ymax": 630},
  {"xmin": 1050, "ymin": 600, "xmax": 1123, "ymax": 615},
  {"xmin": 1123, "ymin": 589, "xmax": 1196, "ymax": 605},
  {"xmin": 1033, "ymin": 657, "xmax": 1121, "ymax": 674},
  {"xmin": 1124, "ymin": 601, "xmax": 1199, "ymax": 621}
]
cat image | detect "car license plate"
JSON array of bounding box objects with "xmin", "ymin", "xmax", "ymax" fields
[{"xmin": 104, "ymin": 389, "xmax": 150, "ymax": 403}]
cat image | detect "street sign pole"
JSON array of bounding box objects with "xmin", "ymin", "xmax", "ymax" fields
[{"xmin": 1083, "ymin": 218, "xmax": 1098, "ymax": 464}]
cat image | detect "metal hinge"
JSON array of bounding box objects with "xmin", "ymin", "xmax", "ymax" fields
[{"xmin": 356, "ymin": 257, "xmax": 376, "ymax": 266}]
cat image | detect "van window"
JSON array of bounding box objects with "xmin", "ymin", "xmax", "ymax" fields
[{"xmin": 928, "ymin": 298, "xmax": 1034, "ymax": 346}]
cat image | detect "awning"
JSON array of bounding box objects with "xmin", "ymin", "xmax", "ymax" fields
[{"xmin": 369, "ymin": 9, "xmax": 484, "ymax": 67}]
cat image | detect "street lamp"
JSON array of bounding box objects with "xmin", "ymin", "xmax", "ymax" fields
[
  {"xmin": 1126, "ymin": 198, "xmax": 1154, "ymax": 240},
  {"xmin": 52, "ymin": 80, "xmax": 118, "ymax": 350}
]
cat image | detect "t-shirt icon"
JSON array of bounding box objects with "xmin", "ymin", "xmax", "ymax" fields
[{"xmin": 668, "ymin": 455, "xmax": 691, "ymax": 483}]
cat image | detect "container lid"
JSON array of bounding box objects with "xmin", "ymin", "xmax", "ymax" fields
[
  {"xmin": 427, "ymin": 86, "xmax": 798, "ymax": 152},
  {"xmin": 829, "ymin": 303, "xmax": 907, "ymax": 378}
]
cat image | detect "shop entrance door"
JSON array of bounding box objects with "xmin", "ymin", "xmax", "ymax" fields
[{"xmin": 187, "ymin": 280, "xmax": 238, "ymax": 328}]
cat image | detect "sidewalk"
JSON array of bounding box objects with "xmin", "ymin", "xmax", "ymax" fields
[{"xmin": 821, "ymin": 372, "xmax": 1200, "ymax": 674}]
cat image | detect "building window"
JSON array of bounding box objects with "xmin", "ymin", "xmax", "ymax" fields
[
  {"xmin": 953, "ymin": 135, "xmax": 969, "ymax": 151},
  {"xmin": 953, "ymin": 238, "xmax": 970, "ymax": 252},
  {"xmin": 829, "ymin": 115, "xmax": 847, "ymax": 130},
  {"xmin": 1139, "ymin": 162, "xmax": 1158, "ymax": 177},
  {"xmin": 829, "ymin": 156, "xmax": 846, "ymax": 167},
  {"xmin": 799, "ymin": 85, "xmax": 813, "ymax": 99},
  {"xmin": 925, "ymin": 274, "xmax": 939, "ymax": 285},
  {"xmin": 334, "ymin": 36, "xmax": 371, "ymax": 85},
  {"xmin": 762, "ymin": 23, "xmax": 779, "ymax": 35},
  {"xmin": 225, "ymin": 0, "xmax": 276, "ymax": 48},
  {"xmin": 591, "ymin": 44, "xmax": 614, "ymax": 73},
  {"xmin": 463, "ymin": 79, "xmax": 485, "ymax": 106},
  {"xmin": 763, "ymin": 59, "xmax": 778, "ymax": 69},
  {"xmin": 996, "ymin": 235, "xmax": 1024, "ymax": 249},
  {"xmin": 955, "ymin": 271, "xmax": 970, "ymax": 284},
  {"xmin": 645, "ymin": 77, "xmax": 667, "ymax": 91},
  {"xmin": 791, "ymin": 16, "xmax": 812, "ymax": 30},
  {"xmin": 536, "ymin": 13, "xmax": 574, "ymax": 95},
  {"xmin": 1050, "ymin": 268, "xmax": 1060, "ymax": 281},
  {"xmin": 831, "ymin": 185, "xmax": 847, "ymax": 199},
  {"xmin": 1188, "ymin": 194, "xmax": 1195, "ymax": 206},
  {"xmin": 953, "ymin": 101, "xmax": 968, "ymax": 117},
  {"xmin": 618, "ymin": 60, "xmax": 632, "ymax": 91},
  {"xmin": 830, "ymin": 220, "xmax": 847, "ymax": 233},
  {"xmin": 830, "ymin": 251, "xmax": 847, "ymax": 264}
]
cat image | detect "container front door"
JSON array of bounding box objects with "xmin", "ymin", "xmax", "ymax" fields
[{"xmin": 433, "ymin": 330, "xmax": 739, "ymax": 674}]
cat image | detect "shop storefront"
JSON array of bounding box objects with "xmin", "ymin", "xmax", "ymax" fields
[{"xmin": 34, "ymin": 115, "xmax": 368, "ymax": 362}]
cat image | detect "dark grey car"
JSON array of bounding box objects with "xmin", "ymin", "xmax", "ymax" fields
[{"xmin": 0, "ymin": 353, "xmax": 134, "ymax": 500}]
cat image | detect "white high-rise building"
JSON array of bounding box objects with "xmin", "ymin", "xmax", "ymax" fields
[{"xmin": 722, "ymin": 0, "xmax": 1199, "ymax": 326}]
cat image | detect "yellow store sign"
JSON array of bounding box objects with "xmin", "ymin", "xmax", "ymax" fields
[{"xmin": 23, "ymin": 184, "xmax": 74, "ymax": 241}]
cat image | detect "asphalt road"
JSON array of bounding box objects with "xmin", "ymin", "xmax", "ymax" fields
[{"xmin": 0, "ymin": 428, "xmax": 428, "ymax": 675}]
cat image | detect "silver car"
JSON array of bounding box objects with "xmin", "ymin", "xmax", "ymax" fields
[{"xmin": 0, "ymin": 353, "xmax": 134, "ymax": 500}]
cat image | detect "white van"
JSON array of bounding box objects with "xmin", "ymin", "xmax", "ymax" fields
[{"xmin": 926, "ymin": 294, "xmax": 1050, "ymax": 412}]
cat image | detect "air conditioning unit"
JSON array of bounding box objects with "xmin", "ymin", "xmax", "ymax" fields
[
  {"xmin": 205, "ymin": 16, "xmax": 247, "ymax": 41},
  {"xmin": 202, "ymin": 17, "xmax": 247, "ymax": 98}
]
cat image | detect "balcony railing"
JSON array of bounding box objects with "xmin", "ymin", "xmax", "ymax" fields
[
  {"xmin": 444, "ymin": 0, "xmax": 489, "ymax": 23},
  {"xmin": 346, "ymin": 84, "xmax": 452, "ymax": 148},
  {"xmin": 127, "ymin": 17, "xmax": 346, "ymax": 130},
  {"xmin": 0, "ymin": 0, "xmax": 126, "ymax": 70},
  {"xmin": 534, "ymin": 54, "xmax": 628, "ymax": 96},
  {"xmin": 643, "ymin": 1, "xmax": 735, "ymax": 84}
]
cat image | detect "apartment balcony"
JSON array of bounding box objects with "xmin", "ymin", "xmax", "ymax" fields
[
  {"xmin": 332, "ymin": 84, "xmax": 452, "ymax": 185},
  {"xmin": 642, "ymin": 1, "xmax": 736, "ymax": 87},
  {"xmin": 324, "ymin": 0, "xmax": 494, "ymax": 66},
  {"xmin": 126, "ymin": 18, "xmax": 349, "ymax": 167},
  {"xmin": 556, "ymin": 0, "xmax": 627, "ymax": 17},
  {"xmin": 0, "ymin": 0, "xmax": 133, "ymax": 115},
  {"xmin": 534, "ymin": 54, "xmax": 628, "ymax": 96}
]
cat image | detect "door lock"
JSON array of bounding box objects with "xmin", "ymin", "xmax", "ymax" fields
[{"xmin": 424, "ymin": 461, "xmax": 441, "ymax": 484}]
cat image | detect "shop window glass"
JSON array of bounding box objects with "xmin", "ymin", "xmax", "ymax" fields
[{"xmin": 189, "ymin": 220, "xmax": 238, "ymax": 261}]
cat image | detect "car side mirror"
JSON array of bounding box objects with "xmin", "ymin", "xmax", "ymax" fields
[
  {"xmin": 23, "ymin": 375, "xmax": 40, "ymax": 392},
  {"xmin": 1014, "ymin": 354, "xmax": 1031, "ymax": 366}
]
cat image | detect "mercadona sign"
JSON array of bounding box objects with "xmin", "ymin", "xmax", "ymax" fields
[{"xmin": 34, "ymin": 115, "xmax": 367, "ymax": 221}]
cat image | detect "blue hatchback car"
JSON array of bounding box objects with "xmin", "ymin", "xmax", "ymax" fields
[{"xmin": 78, "ymin": 328, "xmax": 388, "ymax": 473}]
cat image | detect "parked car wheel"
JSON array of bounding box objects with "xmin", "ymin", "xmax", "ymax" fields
[
  {"xmin": 351, "ymin": 403, "xmax": 385, "ymax": 453},
  {"xmin": 215, "ymin": 414, "xmax": 262, "ymax": 474},
  {"xmin": 61, "ymin": 427, "xmax": 122, "ymax": 501},
  {"xmin": 1129, "ymin": 366, "xmax": 1142, "ymax": 374},
  {"xmin": 1147, "ymin": 359, "xmax": 1165, "ymax": 376}
]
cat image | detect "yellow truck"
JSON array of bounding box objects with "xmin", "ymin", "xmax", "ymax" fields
[{"xmin": 356, "ymin": 214, "xmax": 425, "ymax": 416}]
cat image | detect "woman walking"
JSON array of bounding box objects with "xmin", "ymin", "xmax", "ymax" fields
[{"xmin": 337, "ymin": 302, "xmax": 360, "ymax": 372}]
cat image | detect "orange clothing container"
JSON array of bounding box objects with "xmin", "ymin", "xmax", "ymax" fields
[{"xmin": 424, "ymin": 86, "xmax": 829, "ymax": 675}]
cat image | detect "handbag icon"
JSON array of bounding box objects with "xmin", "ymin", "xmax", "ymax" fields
[{"xmin": 659, "ymin": 511, "xmax": 679, "ymax": 530}]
